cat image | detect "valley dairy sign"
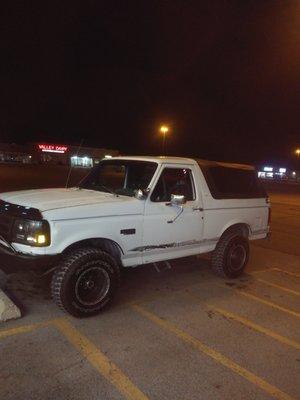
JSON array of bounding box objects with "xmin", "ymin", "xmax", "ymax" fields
[{"xmin": 37, "ymin": 144, "xmax": 68, "ymax": 154}]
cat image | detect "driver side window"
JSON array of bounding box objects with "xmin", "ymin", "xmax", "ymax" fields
[{"xmin": 151, "ymin": 168, "xmax": 195, "ymax": 202}]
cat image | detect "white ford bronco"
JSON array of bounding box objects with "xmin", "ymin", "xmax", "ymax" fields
[{"xmin": 0, "ymin": 156, "xmax": 270, "ymax": 317}]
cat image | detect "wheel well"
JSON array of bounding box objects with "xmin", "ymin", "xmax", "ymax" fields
[
  {"xmin": 221, "ymin": 223, "xmax": 250, "ymax": 239},
  {"xmin": 63, "ymin": 238, "xmax": 123, "ymax": 264}
]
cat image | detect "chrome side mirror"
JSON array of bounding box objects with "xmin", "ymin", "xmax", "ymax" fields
[
  {"xmin": 134, "ymin": 188, "xmax": 149, "ymax": 200},
  {"xmin": 171, "ymin": 194, "xmax": 186, "ymax": 206}
]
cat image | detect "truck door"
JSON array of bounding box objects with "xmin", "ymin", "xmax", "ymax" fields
[{"xmin": 141, "ymin": 164, "xmax": 204, "ymax": 264}]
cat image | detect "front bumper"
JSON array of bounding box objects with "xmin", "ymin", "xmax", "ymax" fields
[{"xmin": 0, "ymin": 243, "xmax": 60, "ymax": 274}]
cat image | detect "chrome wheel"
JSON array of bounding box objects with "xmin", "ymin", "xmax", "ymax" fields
[
  {"xmin": 75, "ymin": 264, "xmax": 111, "ymax": 306},
  {"xmin": 228, "ymin": 243, "xmax": 247, "ymax": 271}
]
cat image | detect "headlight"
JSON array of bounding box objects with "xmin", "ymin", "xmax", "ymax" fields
[{"xmin": 12, "ymin": 219, "xmax": 51, "ymax": 247}]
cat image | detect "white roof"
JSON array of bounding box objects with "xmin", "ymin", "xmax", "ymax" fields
[
  {"xmin": 196, "ymin": 158, "xmax": 254, "ymax": 170},
  {"xmin": 111, "ymin": 155, "xmax": 196, "ymax": 165},
  {"xmin": 111, "ymin": 155, "xmax": 254, "ymax": 170}
]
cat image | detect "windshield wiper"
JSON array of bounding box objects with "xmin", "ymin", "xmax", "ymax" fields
[
  {"xmin": 99, "ymin": 185, "xmax": 119, "ymax": 196},
  {"xmin": 78, "ymin": 183, "xmax": 119, "ymax": 196}
]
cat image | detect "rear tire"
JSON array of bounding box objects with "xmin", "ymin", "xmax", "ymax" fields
[
  {"xmin": 51, "ymin": 247, "xmax": 120, "ymax": 317},
  {"xmin": 212, "ymin": 232, "xmax": 249, "ymax": 278}
]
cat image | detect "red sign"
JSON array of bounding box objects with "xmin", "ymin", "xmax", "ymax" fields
[{"xmin": 38, "ymin": 144, "xmax": 68, "ymax": 153}]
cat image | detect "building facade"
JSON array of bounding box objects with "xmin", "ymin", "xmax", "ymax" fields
[{"xmin": 0, "ymin": 142, "xmax": 118, "ymax": 168}]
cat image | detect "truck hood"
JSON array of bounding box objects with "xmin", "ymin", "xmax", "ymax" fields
[{"xmin": 0, "ymin": 188, "xmax": 132, "ymax": 212}]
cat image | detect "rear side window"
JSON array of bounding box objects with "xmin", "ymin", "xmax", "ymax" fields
[{"xmin": 203, "ymin": 166, "xmax": 266, "ymax": 199}]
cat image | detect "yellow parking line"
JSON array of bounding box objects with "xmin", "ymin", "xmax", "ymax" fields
[
  {"xmin": 215, "ymin": 283, "xmax": 300, "ymax": 318},
  {"xmin": 53, "ymin": 318, "xmax": 149, "ymax": 400},
  {"xmin": 185, "ymin": 291, "xmax": 300, "ymax": 349},
  {"xmin": 0, "ymin": 321, "xmax": 48, "ymax": 340},
  {"xmin": 272, "ymin": 268, "xmax": 300, "ymax": 279},
  {"xmin": 236, "ymin": 291, "xmax": 300, "ymax": 318},
  {"xmin": 255, "ymin": 278, "xmax": 300, "ymax": 297},
  {"xmin": 132, "ymin": 304, "xmax": 295, "ymax": 400},
  {"xmin": 208, "ymin": 305, "xmax": 300, "ymax": 350}
]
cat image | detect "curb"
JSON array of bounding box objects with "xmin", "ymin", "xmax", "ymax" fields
[{"xmin": 0, "ymin": 290, "xmax": 21, "ymax": 322}]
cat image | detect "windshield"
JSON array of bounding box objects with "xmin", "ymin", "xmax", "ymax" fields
[{"xmin": 79, "ymin": 160, "xmax": 158, "ymax": 197}]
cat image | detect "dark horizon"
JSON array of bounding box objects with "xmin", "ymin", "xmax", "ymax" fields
[{"xmin": 1, "ymin": 1, "xmax": 299, "ymax": 168}]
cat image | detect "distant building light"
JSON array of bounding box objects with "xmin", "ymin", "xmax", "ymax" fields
[
  {"xmin": 29, "ymin": 155, "xmax": 32, "ymax": 158},
  {"xmin": 104, "ymin": 154, "xmax": 112, "ymax": 159},
  {"xmin": 292, "ymin": 171, "xmax": 296, "ymax": 176},
  {"xmin": 70, "ymin": 155, "xmax": 93, "ymax": 168},
  {"xmin": 279, "ymin": 168, "xmax": 286, "ymax": 173},
  {"xmin": 263, "ymin": 166, "xmax": 273, "ymax": 172}
]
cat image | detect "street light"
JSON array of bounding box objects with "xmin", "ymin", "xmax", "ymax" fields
[
  {"xmin": 295, "ymin": 149, "xmax": 300, "ymax": 171},
  {"xmin": 160, "ymin": 125, "xmax": 169, "ymax": 155}
]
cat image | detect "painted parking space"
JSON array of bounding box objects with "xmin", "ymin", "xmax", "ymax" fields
[
  {"xmin": 1, "ymin": 268, "xmax": 299, "ymax": 400},
  {"xmin": 0, "ymin": 196, "xmax": 299, "ymax": 400},
  {"xmin": 0, "ymin": 319, "xmax": 147, "ymax": 400}
]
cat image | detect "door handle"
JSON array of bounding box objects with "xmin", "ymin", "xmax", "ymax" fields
[{"xmin": 192, "ymin": 207, "xmax": 203, "ymax": 211}]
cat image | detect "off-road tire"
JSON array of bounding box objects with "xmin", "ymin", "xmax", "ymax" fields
[
  {"xmin": 212, "ymin": 232, "xmax": 249, "ymax": 278},
  {"xmin": 51, "ymin": 247, "xmax": 120, "ymax": 317}
]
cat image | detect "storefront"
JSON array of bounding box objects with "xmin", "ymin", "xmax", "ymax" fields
[
  {"xmin": 36, "ymin": 143, "xmax": 69, "ymax": 165},
  {"xmin": 0, "ymin": 142, "xmax": 118, "ymax": 167}
]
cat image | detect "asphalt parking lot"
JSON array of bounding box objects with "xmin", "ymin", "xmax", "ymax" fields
[{"xmin": 0, "ymin": 186, "xmax": 299, "ymax": 400}]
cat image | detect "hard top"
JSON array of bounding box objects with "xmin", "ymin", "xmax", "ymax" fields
[{"xmin": 110, "ymin": 156, "xmax": 254, "ymax": 170}]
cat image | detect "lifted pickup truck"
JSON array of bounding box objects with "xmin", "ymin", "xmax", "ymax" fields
[{"xmin": 0, "ymin": 156, "xmax": 270, "ymax": 317}]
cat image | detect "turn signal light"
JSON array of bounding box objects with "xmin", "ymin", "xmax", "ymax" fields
[{"xmin": 37, "ymin": 234, "xmax": 46, "ymax": 244}]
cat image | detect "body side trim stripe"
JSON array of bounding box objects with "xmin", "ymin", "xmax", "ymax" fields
[
  {"xmin": 130, "ymin": 227, "xmax": 268, "ymax": 253},
  {"xmin": 130, "ymin": 238, "xmax": 218, "ymax": 252}
]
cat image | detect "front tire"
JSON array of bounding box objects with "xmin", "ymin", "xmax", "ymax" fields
[
  {"xmin": 212, "ymin": 232, "xmax": 249, "ymax": 278},
  {"xmin": 51, "ymin": 247, "xmax": 120, "ymax": 317}
]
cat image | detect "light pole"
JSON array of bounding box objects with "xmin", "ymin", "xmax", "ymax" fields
[
  {"xmin": 296, "ymin": 148, "xmax": 300, "ymax": 170},
  {"xmin": 160, "ymin": 125, "xmax": 169, "ymax": 155}
]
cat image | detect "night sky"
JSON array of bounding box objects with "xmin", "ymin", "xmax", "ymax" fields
[{"xmin": 1, "ymin": 1, "xmax": 299, "ymax": 167}]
